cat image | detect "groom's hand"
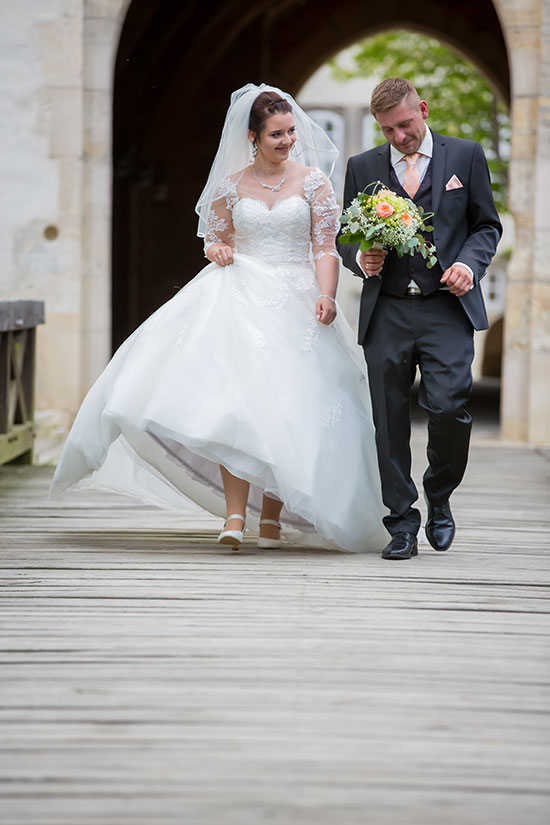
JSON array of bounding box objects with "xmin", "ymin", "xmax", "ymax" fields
[
  {"xmin": 360, "ymin": 249, "xmax": 386, "ymax": 277},
  {"xmin": 440, "ymin": 264, "xmax": 473, "ymax": 296}
]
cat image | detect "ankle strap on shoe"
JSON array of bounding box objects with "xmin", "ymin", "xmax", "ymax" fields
[
  {"xmin": 225, "ymin": 513, "xmax": 245, "ymax": 525},
  {"xmin": 259, "ymin": 519, "xmax": 281, "ymax": 528}
]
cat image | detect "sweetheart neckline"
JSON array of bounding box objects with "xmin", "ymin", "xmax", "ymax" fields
[{"xmin": 234, "ymin": 195, "xmax": 309, "ymax": 213}]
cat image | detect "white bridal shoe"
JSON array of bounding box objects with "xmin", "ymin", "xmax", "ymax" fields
[
  {"xmin": 258, "ymin": 519, "xmax": 282, "ymax": 549},
  {"xmin": 218, "ymin": 514, "xmax": 246, "ymax": 549}
]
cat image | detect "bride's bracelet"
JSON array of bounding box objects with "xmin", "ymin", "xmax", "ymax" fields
[{"xmin": 319, "ymin": 294, "xmax": 336, "ymax": 304}]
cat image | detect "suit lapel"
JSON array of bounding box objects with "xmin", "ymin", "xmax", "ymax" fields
[
  {"xmin": 431, "ymin": 131, "xmax": 447, "ymax": 213},
  {"xmin": 373, "ymin": 144, "xmax": 391, "ymax": 189}
]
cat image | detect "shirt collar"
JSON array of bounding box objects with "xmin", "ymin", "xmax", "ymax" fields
[{"xmin": 390, "ymin": 126, "xmax": 433, "ymax": 166}]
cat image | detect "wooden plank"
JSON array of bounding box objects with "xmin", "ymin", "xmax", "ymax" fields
[
  {"xmin": 0, "ymin": 435, "xmax": 549, "ymax": 824},
  {"xmin": 21, "ymin": 328, "xmax": 35, "ymax": 428},
  {"xmin": 0, "ymin": 312, "xmax": 40, "ymax": 464},
  {"xmin": 0, "ymin": 327, "xmax": 9, "ymax": 432},
  {"xmin": 0, "ymin": 422, "xmax": 34, "ymax": 465},
  {"xmin": 11, "ymin": 329, "xmax": 29, "ymax": 424},
  {"xmin": 0, "ymin": 300, "xmax": 45, "ymax": 332}
]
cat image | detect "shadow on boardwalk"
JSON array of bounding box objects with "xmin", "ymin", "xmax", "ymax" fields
[{"xmin": 0, "ymin": 428, "xmax": 549, "ymax": 825}]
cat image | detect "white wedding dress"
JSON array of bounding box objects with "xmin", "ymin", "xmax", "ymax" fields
[{"xmin": 51, "ymin": 166, "xmax": 388, "ymax": 552}]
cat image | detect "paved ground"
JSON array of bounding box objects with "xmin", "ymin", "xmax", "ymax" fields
[{"xmin": 0, "ymin": 426, "xmax": 549, "ymax": 824}]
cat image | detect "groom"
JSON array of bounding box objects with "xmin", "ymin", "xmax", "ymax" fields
[{"xmin": 338, "ymin": 77, "xmax": 502, "ymax": 560}]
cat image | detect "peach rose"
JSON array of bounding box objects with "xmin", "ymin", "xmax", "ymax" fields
[
  {"xmin": 375, "ymin": 201, "xmax": 394, "ymax": 218},
  {"xmin": 401, "ymin": 212, "xmax": 413, "ymax": 226},
  {"xmin": 377, "ymin": 189, "xmax": 396, "ymax": 198}
]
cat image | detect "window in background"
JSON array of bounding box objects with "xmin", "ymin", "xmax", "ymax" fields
[{"xmin": 305, "ymin": 109, "xmax": 345, "ymax": 198}]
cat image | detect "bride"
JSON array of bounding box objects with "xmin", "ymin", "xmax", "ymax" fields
[{"xmin": 50, "ymin": 83, "xmax": 388, "ymax": 553}]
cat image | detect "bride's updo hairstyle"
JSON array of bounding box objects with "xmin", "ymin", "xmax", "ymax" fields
[{"xmin": 249, "ymin": 91, "xmax": 293, "ymax": 136}]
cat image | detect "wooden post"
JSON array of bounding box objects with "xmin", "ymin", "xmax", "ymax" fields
[{"xmin": 0, "ymin": 301, "xmax": 45, "ymax": 465}]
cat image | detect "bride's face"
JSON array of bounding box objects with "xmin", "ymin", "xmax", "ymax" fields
[{"xmin": 250, "ymin": 112, "xmax": 297, "ymax": 163}]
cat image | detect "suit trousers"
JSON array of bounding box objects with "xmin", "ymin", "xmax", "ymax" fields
[{"xmin": 363, "ymin": 291, "xmax": 474, "ymax": 536}]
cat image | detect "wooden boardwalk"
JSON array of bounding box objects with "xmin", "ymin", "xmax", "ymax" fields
[{"xmin": 1, "ymin": 433, "xmax": 549, "ymax": 825}]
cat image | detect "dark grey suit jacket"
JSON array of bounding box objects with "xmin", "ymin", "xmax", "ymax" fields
[{"xmin": 338, "ymin": 131, "xmax": 503, "ymax": 344}]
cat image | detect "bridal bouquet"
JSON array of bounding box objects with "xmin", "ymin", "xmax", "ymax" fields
[{"xmin": 338, "ymin": 181, "xmax": 438, "ymax": 268}]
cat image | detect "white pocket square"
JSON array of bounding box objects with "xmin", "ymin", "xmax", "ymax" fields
[{"xmin": 445, "ymin": 174, "xmax": 463, "ymax": 190}]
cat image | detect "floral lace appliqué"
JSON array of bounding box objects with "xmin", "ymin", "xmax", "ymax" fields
[
  {"xmin": 217, "ymin": 177, "xmax": 239, "ymax": 210},
  {"xmin": 262, "ymin": 281, "xmax": 290, "ymax": 310},
  {"xmin": 312, "ymin": 195, "xmax": 340, "ymax": 249},
  {"xmin": 312, "ymin": 195, "xmax": 338, "ymax": 218},
  {"xmin": 294, "ymin": 267, "xmax": 316, "ymax": 290},
  {"xmin": 205, "ymin": 208, "xmax": 228, "ymax": 245},
  {"xmin": 231, "ymin": 195, "xmax": 311, "ymax": 264},
  {"xmin": 250, "ymin": 329, "xmax": 267, "ymax": 352},
  {"xmin": 304, "ymin": 168, "xmax": 325, "ymax": 203},
  {"xmin": 302, "ymin": 316, "xmax": 320, "ymax": 352},
  {"xmin": 321, "ymin": 397, "xmax": 343, "ymax": 430},
  {"xmin": 314, "ymin": 250, "xmax": 340, "ymax": 260}
]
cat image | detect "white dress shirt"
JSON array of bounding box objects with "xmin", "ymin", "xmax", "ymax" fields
[
  {"xmin": 355, "ymin": 127, "xmax": 474, "ymax": 288},
  {"xmin": 391, "ymin": 127, "xmax": 433, "ymax": 188}
]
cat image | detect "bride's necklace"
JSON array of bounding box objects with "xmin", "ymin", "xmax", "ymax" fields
[{"xmin": 253, "ymin": 164, "xmax": 287, "ymax": 193}]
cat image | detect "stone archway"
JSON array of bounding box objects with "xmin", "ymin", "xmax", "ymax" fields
[
  {"xmin": 79, "ymin": 0, "xmax": 549, "ymax": 442},
  {"xmin": 110, "ymin": 0, "xmax": 509, "ymax": 348}
]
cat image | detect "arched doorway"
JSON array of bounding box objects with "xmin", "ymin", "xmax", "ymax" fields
[{"xmin": 112, "ymin": 0, "xmax": 509, "ymax": 348}]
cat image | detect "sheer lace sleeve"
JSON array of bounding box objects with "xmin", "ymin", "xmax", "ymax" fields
[
  {"xmin": 204, "ymin": 177, "xmax": 238, "ymax": 252},
  {"xmin": 304, "ymin": 169, "xmax": 340, "ymax": 261}
]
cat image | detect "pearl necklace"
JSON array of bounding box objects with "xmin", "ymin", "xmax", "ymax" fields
[{"xmin": 253, "ymin": 165, "xmax": 287, "ymax": 192}]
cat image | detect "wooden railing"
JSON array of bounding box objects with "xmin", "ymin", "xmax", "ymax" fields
[{"xmin": 0, "ymin": 300, "xmax": 45, "ymax": 465}]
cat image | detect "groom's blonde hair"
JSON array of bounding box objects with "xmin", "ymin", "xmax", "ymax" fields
[{"xmin": 370, "ymin": 78, "xmax": 421, "ymax": 116}]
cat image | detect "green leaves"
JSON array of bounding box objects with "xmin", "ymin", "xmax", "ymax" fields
[
  {"xmin": 338, "ymin": 232, "xmax": 364, "ymax": 245},
  {"xmin": 418, "ymin": 243, "xmax": 429, "ymax": 259},
  {"xmin": 359, "ymin": 239, "xmax": 375, "ymax": 251},
  {"xmin": 389, "ymin": 235, "xmax": 439, "ymax": 267},
  {"xmin": 365, "ymin": 224, "xmax": 382, "ymax": 238},
  {"xmin": 330, "ymin": 30, "xmax": 509, "ymax": 212}
]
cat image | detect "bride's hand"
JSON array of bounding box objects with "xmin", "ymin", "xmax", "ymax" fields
[
  {"xmin": 316, "ymin": 296, "xmax": 337, "ymax": 326},
  {"xmin": 207, "ymin": 243, "xmax": 234, "ymax": 267}
]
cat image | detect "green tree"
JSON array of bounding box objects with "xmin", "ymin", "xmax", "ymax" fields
[{"xmin": 331, "ymin": 31, "xmax": 509, "ymax": 211}]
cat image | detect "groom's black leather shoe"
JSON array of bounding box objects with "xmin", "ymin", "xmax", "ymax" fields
[
  {"xmin": 381, "ymin": 532, "xmax": 418, "ymax": 560},
  {"xmin": 425, "ymin": 498, "xmax": 455, "ymax": 552}
]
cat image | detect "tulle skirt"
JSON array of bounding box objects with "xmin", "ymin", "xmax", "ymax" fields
[{"xmin": 51, "ymin": 253, "xmax": 388, "ymax": 552}]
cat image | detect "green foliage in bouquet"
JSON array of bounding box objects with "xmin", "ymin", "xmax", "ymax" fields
[{"xmin": 339, "ymin": 182, "xmax": 438, "ymax": 268}]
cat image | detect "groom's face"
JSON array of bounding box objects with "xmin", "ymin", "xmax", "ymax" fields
[{"xmin": 375, "ymin": 96, "xmax": 429, "ymax": 155}]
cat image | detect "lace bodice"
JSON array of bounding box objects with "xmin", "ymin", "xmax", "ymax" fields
[
  {"xmin": 232, "ymin": 197, "xmax": 313, "ymax": 263},
  {"xmin": 205, "ymin": 166, "xmax": 340, "ymax": 265}
]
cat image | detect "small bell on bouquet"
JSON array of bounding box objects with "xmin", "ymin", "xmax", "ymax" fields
[{"xmin": 338, "ymin": 181, "xmax": 438, "ymax": 273}]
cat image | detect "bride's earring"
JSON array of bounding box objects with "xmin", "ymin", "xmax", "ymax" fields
[{"xmin": 252, "ymin": 142, "xmax": 257, "ymax": 158}]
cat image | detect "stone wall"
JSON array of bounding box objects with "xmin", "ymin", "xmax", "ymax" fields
[
  {"xmin": 79, "ymin": 0, "xmax": 129, "ymax": 397},
  {"xmin": 0, "ymin": 1, "xmax": 83, "ymax": 423},
  {"xmin": 497, "ymin": 0, "xmax": 550, "ymax": 442},
  {"xmin": 0, "ymin": 0, "xmax": 128, "ymax": 425}
]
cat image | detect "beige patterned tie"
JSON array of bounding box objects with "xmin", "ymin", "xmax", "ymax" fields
[{"xmin": 403, "ymin": 153, "xmax": 421, "ymax": 199}]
